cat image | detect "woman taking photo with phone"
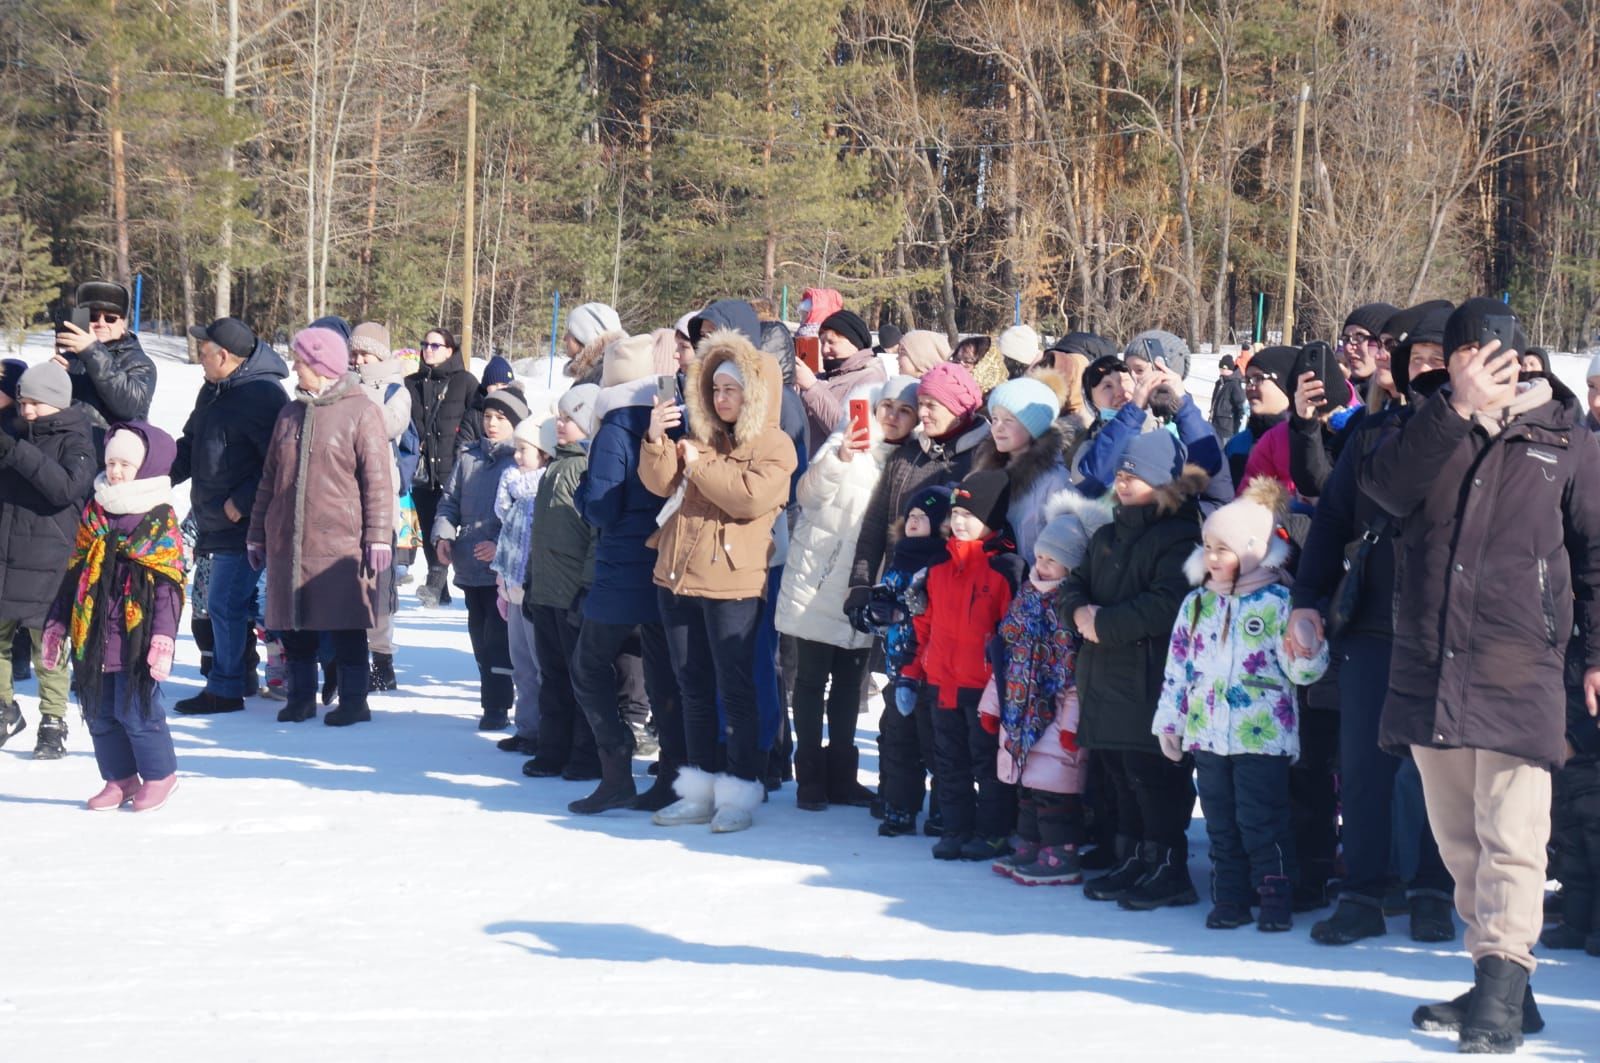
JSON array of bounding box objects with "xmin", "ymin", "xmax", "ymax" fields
[
  {"xmin": 640, "ymin": 325, "xmax": 796, "ymax": 833},
  {"xmin": 777, "ymin": 379, "xmax": 909, "ymax": 811}
]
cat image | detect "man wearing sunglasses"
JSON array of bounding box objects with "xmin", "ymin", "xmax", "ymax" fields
[{"xmin": 52, "ymin": 280, "xmax": 157, "ymax": 430}]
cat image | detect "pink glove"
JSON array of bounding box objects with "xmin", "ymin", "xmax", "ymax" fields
[
  {"xmin": 247, "ymin": 543, "xmax": 266, "ymax": 571},
  {"xmin": 496, "ymin": 595, "xmax": 509, "ymax": 621},
  {"xmin": 147, "ymin": 635, "xmax": 175, "ymax": 683},
  {"xmin": 365, "ymin": 542, "xmax": 393, "ymax": 575},
  {"xmin": 41, "ymin": 622, "xmax": 67, "ymax": 672}
]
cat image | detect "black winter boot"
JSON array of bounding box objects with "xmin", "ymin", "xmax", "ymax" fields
[
  {"xmin": 1256, "ymin": 874, "xmax": 1293, "ymax": 932},
  {"xmin": 931, "ymin": 832, "xmax": 970, "ymax": 861},
  {"xmin": 794, "ymin": 746, "xmax": 828, "ymax": 812},
  {"xmin": 1413, "ymin": 983, "xmax": 1544, "ymax": 1035},
  {"xmin": 174, "ymin": 690, "xmax": 246, "ymax": 715},
  {"xmin": 324, "ymin": 665, "xmax": 372, "ymax": 726},
  {"xmin": 32, "ymin": 714, "xmax": 66, "ymax": 760},
  {"xmin": 278, "ymin": 658, "xmax": 319, "ymax": 722},
  {"xmin": 568, "ymin": 747, "xmax": 638, "ymax": 815},
  {"xmin": 878, "ymin": 806, "xmax": 918, "ymax": 837},
  {"xmin": 825, "ymin": 743, "xmax": 876, "ymax": 807},
  {"xmin": 1408, "ymin": 890, "xmax": 1457, "ymax": 943},
  {"xmin": 1311, "ymin": 894, "xmax": 1387, "ymax": 945},
  {"xmin": 1083, "ymin": 836, "xmax": 1146, "ymax": 902},
  {"xmin": 1458, "ymin": 956, "xmax": 1530, "ymax": 1054},
  {"xmin": 478, "ymin": 707, "xmax": 510, "ymax": 732},
  {"xmin": 368, "ymin": 652, "xmax": 397, "ymax": 692},
  {"xmin": 1118, "ymin": 843, "xmax": 1199, "ymax": 910},
  {"xmin": 631, "ymin": 759, "xmax": 680, "ymax": 812},
  {"xmin": 0, "ymin": 699, "xmax": 25, "ymax": 749}
]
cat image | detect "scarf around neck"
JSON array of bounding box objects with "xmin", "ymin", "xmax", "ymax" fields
[{"xmin": 996, "ymin": 576, "xmax": 1075, "ymax": 772}]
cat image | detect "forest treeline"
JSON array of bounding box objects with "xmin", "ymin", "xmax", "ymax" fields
[{"xmin": 2, "ymin": 0, "xmax": 1599, "ymax": 354}]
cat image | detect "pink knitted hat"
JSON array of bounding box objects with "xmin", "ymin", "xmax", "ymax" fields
[
  {"xmin": 291, "ymin": 326, "xmax": 349, "ymax": 380},
  {"xmin": 915, "ymin": 361, "xmax": 982, "ymax": 418}
]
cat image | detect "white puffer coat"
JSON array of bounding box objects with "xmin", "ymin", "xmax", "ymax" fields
[{"xmin": 776, "ymin": 410, "xmax": 895, "ymax": 649}]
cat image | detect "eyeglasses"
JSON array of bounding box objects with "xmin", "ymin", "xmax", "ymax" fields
[
  {"xmin": 421, "ymin": 341, "xmax": 447, "ymax": 350},
  {"xmin": 1339, "ymin": 331, "xmax": 1380, "ymax": 349},
  {"xmin": 1244, "ymin": 374, "xmax": 1272, "ymax": 389},
  {"xmin": 90, "ymin": 311, "xmax": 121, "ymax": 324}
]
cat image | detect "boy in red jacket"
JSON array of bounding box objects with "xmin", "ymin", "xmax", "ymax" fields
[{"xmin": 907, "ymin": 468, "xmax": 1026, "ymax": 861}]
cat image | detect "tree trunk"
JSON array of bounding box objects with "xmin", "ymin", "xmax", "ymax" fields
[
  {"xmin": 215, "ymin": 0, "xmax": 239, "ymax": 319},
  {"xmin": 109, "ymin": 63, "xmax": 131, "ymax": 287},
  {"xmin": 179, "ymin": 232, "xmax": 197, "ymax": 362}
]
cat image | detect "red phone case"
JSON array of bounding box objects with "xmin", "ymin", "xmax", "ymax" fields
[{"xmin": 849, "ymin": 399, "xmax": 870, "ymax": 435}]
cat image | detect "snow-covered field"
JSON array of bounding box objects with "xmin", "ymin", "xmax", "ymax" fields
[{"xmin": 2, "ymin": 331, "xmax": 1598, "ymax": 1061}]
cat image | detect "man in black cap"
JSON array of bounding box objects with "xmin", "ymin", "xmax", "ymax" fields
[
  {"xmin": 792, "ymin": 307, "xmax": 886, "ymax": 451},
  {"xmin": 171, "ymin": 317, "xmax": 291, "ymax": 715},
  {"xmin": 1209, "ymin": 353, "xmax": 1247, "ymax": 441},
  {"xmin": 53, "ymin": 280, "xmax": 156, "ymax": 429}
]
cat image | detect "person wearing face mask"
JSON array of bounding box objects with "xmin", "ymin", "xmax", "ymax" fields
[
  {"xmin": 249, "ymin": 327, "xmax": 394, "ymax": 728},
  {"xmin": 51, "ymin": 281, "xmax": 157, "ymax": 433},
  {"xmin": 406, "ymin": 327, "xmax": 478, "ymax": 608}
]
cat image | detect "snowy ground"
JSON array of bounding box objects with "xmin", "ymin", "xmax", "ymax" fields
[{"xmin": 2, "ymin": 332, "xmax": 1599, "ymax": 1060}]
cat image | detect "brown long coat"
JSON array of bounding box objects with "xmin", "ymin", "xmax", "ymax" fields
[{"xmin": 248, "ymin": 373, "xmax": 393, "ymax": 632}]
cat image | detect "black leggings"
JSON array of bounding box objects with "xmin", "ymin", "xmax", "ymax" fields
[
  {"xmin": 790, "ymin": 638, "xmax": 870, "ymax": 752},
  {"xmin": 1097, "ymin": 748, "xmax": 1196, "ymax": 856}
]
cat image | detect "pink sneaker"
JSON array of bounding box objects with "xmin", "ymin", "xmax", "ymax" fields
[
  {"xmin": 86, "ymin": 775, "xmax": 141, "ymax": 811},
  {"xmin": 130, "ymin": 774, "xmax": 179, "ymax": 813}
]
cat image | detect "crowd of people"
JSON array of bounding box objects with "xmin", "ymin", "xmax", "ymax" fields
[{"xmin": 2, "ymin": 280, "xmax": 1598, "ymax": 1053}]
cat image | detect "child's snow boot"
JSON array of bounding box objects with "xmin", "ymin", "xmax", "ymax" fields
[
  {"xmin": 1205, "ymin": 901, "xmax": 1254, "ymax": 929},
  {"xmin": 86, "ymin": 775, "xmax": 140, "ymax": 811},
  {"xmin": 1310, "ymin": 893, "xmax": 1386, "ymax": 945},
  {"xmin": 1256, "ymin": 874, "xmax": 1293, "ymax": 932},
  {"xmin": 931, "ymin": 832, "xmax": 969, "ymax": 860},
  {"xmin": 130, "ymin": 774, "xmax": 178, "ymax": 812},
  {"xmin": 1011, "ymin": 845, "xmax": 1083, "ymax": 886},
  {"xmin": 993, "ymin": 837, "xmax": 1040, "ymax": 879},
  {"xmin": 1083, "ymin": 835, "xmax": 1145, "ymax": 902},
  {"xmin": 1117, "ymin": 843, "xmax": 1198, "ymax": 910},
  {"xmin": 959, "ymin": 835, "xmax": 1011, "ymax": 862},
  {"xmin": 877, "ymin": 806, "xmax": 917, "ymax": 837},
  {"xmin": 32, "ymin": 714, "xmax": 66, "ymax": 760}
]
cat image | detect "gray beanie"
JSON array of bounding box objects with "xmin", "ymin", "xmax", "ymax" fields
[
  {"xmin": 880, "ymin": 374, "xmax": 919, "ymax": 406},
  {"xmin": 558, "ymin": 382, "xmax": 601, "ymax": 437},
  {"xmin": 1118, "ymin": 430, "xmax": 1187, "ymax": 488},
  {"xmin": 1124, "ymin": 329, "xmax": 1190, "ymax": 380},
  {"xmin": 18, "ymin": 361, "xmax": 72, "ymax": 411},
  {"xmin": 565, "ymin": 302, "xmax": 623, "ymax": 348},
  {"xmin": 1035, "ymin": 490, "xmax": 1115, "ymax": 569}
]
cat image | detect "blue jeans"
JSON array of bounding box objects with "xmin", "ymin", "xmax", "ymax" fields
[
  {"xmin": 88, "ymin": 672, "xmax": 177, "ymax": 781},
  {"xmin": 205, "ymin": 550, "xmax": 259, "ymax": 699}
]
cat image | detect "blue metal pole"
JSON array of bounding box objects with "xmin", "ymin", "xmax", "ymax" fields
[
  {"xmin": 781, "ymin": 285, "xmax": 788, "ymax": 322},
  {"xmin": 549, "ymin": 290, "xmax": 560, "ymax": 386},
  {"xmin": 131, "ymin": 273, "xmax": 143, "ymax": 333}
]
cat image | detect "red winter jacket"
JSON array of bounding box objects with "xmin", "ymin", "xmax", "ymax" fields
[{"xmin": 907, "ymin": 535, "xmax": 1025, "ymax": 708}]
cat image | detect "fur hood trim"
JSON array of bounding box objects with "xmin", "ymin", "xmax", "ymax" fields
[
  {"xmin": 1028, "ymin": 367, "xmax": 1070, "ymax": 408},
  {"xmin": 975, "ymin": 423, "xmax": 1069, "ymax": 494},
  {"xmin": 1043, "ymin": 486, "xmax": 1115, "ymax": 533},
  {"xmin": 687, "ymin": 328, "xmax": 781, "ymax": 449},
  {"xmin": 1153, "ymin": 465, "xmax": 1211, "ymax": 516},
  {"xmin": 566, "ymin": 328, "xmax": 625, "ymax": 382}
]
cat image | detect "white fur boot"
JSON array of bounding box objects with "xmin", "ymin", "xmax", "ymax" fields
[
  {"xmin": 651, "ymin": 765, "xmax": 715, "ymax": 826},
  {"xmin": 709, "ymin": 774, "xmax": 766, "ymax": 834}
]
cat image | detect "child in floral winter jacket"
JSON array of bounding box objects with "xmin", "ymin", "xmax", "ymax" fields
[
  {"xmin": 1151, "ymin": 477, "xmax": 1328, "ymax": 932},
  {"xmin": 982, "ymin": 490, "xmax": 1113, "ymax": 885},
  {"xmin": 872, "ymin": 483, "xmax": 953, "ymax": 838},
  {"xmin": 43, "ymin": 422, "xmax": 186, "ymax": 812},
  {"xmin": 907, "ymin": 468, "xmax": 1026, "ymax": 861}
]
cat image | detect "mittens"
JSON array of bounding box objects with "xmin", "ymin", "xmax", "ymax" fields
[
  {"xmin": 892, "ymin": 679, "xmax": 919, "ymax": 717},
  {"xmin": 147, "ymin": 635, "xmax": 175, "ymax": 683},
  {"xmin": 843, "ymin": 585, "xmax": 874, "ymax": 635}
]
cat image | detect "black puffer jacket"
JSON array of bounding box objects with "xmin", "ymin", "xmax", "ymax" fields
[
  {"xmin": 172, "ymin": 339, "xmax": 290, "ymax": 555},
  {"xmin": 406, "ymin": 351, "xmax": 478, "ymax": 492},
  {"xmin": 68, "ymin": 331, "xmax": 157, "ymax": 428},
  {"xmin": 1361, "ymin": 381, "xmax": 1600, "ymax": 769},
  {"xmin": 0, "ymin": 405, "xmax": 96, "ymax": 628},
  {"xmin": 1057, "ymin": 468, "xmax": 1207, "ymax": 755}
]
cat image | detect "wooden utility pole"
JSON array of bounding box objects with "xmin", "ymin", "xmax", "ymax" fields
[
  {"xmin": 1283, "ymin": 83, "xmax": 1310, "ymax": 342},
  {"xmin": 461, "ymin": 82, "xmax": 477, "ymax": 360}
]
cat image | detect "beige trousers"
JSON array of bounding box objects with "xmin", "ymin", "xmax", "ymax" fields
[{"xmin": 1412, "ymin": 745, "xmax": 1551, "ymax": 972}]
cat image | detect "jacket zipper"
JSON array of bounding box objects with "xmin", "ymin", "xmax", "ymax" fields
[{"xmin": 1538, "ymin": 557, "xmax": 1557, "ymax": 645}]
